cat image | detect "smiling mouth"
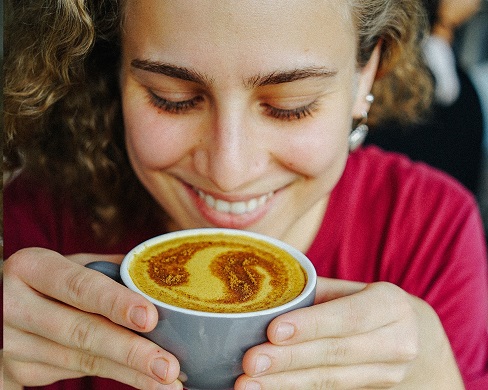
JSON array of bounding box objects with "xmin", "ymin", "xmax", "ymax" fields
[{"xmin": 196, "ymin": 189, "xmax": 274, "ymax": 215}]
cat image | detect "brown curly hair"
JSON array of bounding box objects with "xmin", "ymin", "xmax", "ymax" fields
[{"xmin": 4, "ymin": 0, "xmax": 433, "ymax": 243}]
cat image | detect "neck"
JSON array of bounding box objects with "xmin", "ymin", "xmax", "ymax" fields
[{"xmin": 281, "ymin": 196, "xmax": 329, "ymax": 253}]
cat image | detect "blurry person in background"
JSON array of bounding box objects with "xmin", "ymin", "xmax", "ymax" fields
[{"xmin": 366, "ymin": 0, "xmax": 484, "ymax": 196}]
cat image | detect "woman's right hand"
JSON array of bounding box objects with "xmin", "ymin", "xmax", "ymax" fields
[{"xmin": 3, "ymin": 247, "xmax": 183, "ymax": 390}]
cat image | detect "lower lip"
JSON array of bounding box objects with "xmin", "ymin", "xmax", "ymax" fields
[{"xmin": 184, "ymin": 185, "xmax": 275, "ymax": 229}]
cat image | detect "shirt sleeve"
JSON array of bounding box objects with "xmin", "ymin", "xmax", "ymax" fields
[
  {"xmin": 425, "ymin": 199, "xmax": 488, "ymax": 388},
  {"xmin": 387, "ymin": 167, "xmax": 488, "ymax": 388}
]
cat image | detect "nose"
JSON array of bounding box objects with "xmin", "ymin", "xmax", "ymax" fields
[{"xmin": 193, "ymin": 104, "xmax": 268, "ymax": 192}]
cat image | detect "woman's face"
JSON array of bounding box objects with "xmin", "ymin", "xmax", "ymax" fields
[{"xmin": 120, "ymin": 0, "xmax": 378, "ymax": 249}]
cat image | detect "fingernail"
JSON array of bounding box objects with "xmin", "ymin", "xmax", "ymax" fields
[
  {"xmin": 152, "ymin": 358, "xmax": 169, "ymax": 381},
  {"xmin": 130, "ymin": 306, "xmax": 147, "ymax": 328},
  {"xmin": 274, "ymin": 322, "xmax": 295, "ymax": 342},
  {"xmin": 254, "ymin": 354, "xmax": 272, "ymax": 375},
  {"xmin": 244, "ymin": 380, "xmax": 262, "ymax": 390}
]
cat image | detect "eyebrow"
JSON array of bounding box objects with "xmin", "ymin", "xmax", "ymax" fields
[
  {"xmin": 246, "ymin": 67, "xmax": 337, "ymax": 88},
  {"xmin": 131, "ymin": 59, "xmax": 337, "ymax": 88},
  {"xmin": 131, "ymin": 59, "xmax": 212, "ymax": 85}
]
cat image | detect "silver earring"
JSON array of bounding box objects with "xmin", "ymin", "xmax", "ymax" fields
[
  {"xmin": 349, "ymin": 111, "xmax": 369, "ymax": 151},
  {"xmin": 349, "ymin": 93, "xmax": 374, "ymax": 152}
]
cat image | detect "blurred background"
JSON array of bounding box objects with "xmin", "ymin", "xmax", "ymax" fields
[
  {"xmin": 367, "ymin": 0, "xmax": 488, "ymax": 239},
  {"xmin": 457, "ymin": 0, "xmax": 488, "ymax": 235}
]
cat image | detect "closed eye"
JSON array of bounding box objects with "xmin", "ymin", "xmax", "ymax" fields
[
  {"xmin": 261, "ymin": 100, "xmax": 319, "ymax": 121},
  {"xmin": 148, "ymin": 90, "xmax": 204, "ymax": 113}
]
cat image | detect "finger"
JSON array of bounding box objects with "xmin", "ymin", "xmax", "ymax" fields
[
  {"xmin": 4, "ymin": 359, "xmax": 86, "ymax": 388},
  {"xmin": 7, "ymin": 248, "xmax": 158, "ymax": 332},
  {"xmin": 242, "ymin": 323, "xmax": 417, "ymax": 377},
  {"xmin": 268, "ymin": 282, "xmax": 413, "ymax": 345},
  {"xmin": 235, "ymin": 364, "xmax": 409, "ymax": 390},
  {"xmin": 6, "ymin": 282, "xmax": 181, "ymax": 385},
  {"xmin": 314, "ymin": 277, "xmax": 367, "ymax": 303},
  {"xmin": 5, "ymin": 325, "xmax": 169, "ymax": 385},
  {"xmin": 5, "ymin": 359, "xmax": 183, "ymax": 390}
]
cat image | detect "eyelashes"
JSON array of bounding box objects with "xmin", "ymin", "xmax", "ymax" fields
[
  {"xmin": 261, "ymin": 102, "xmax": 318, "ymax": 121},
  {"xmin": 147, "ymin": 90, "xmax": 318, "ymax": 121},
  {"xmin": 148, "ymin": 91, "xmax": 204, "ymax": 113}
]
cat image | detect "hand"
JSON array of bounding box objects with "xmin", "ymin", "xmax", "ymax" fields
[
  {"xmin": 235, "ymin": 277, "xmax": 464, "ymax": 389},
  {"xmin": 3, "ymin": 247, "xmax": 183, "ymax": 389}
]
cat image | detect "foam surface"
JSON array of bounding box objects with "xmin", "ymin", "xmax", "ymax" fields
[{"xmin": 129, "ymin": 233, "xmax": 307, "ymax": 313}]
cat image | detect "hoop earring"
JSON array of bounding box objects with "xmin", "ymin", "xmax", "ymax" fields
[
  {"xmin": 349, "ymin": 111, "xmax": 369, "ymax": 152},
  {"xmin": 349, "ymin": 93, "xmax": 373, "ymax": 152}
]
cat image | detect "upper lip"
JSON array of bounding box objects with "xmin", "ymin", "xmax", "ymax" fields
[{"xmin": 192, "ymin": 185, "xmax": 274, "ymax": 203}]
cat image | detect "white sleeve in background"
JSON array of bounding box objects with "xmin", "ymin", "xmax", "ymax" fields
[{"xmin": 423, "ymin": 35, "xmax": 461, "ymax": 106}]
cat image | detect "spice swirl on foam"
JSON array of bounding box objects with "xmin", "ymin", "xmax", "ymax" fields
[{"xmin": 129, "ymin": 234, "xmax": 307, "ymax": 313}]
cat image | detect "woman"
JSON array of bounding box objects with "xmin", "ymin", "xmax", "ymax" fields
[{"xmin": 3, "ymin": 0, "xmax": 487, "ymax": 389}]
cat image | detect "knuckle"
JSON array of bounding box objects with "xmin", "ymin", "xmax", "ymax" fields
[
  {"xmin": 316, "ymin": 376, "xmax": 339, "ymax": 389},
  {"xmin": 370, "ymin": 282, "xmax": 415, "ymax": 323},
  {"xmin": 106, "ymin": 292, "xmax": 127, "ymax": 323},
  {"xmin": 66, "ymin": 268, "xmax": 94, "ymax": 304},
  {"xmin": 380, "ymin": 366, "xmax": 407, "ymax": 387},
  {"xmin": 371, "ymin": 282, "xmax": 400, "ymax": 304},
  {"xmin": 125, "ymin": 336, "xmax": 147, "ymax": 369},
  {"xmin": 69, "ymin": 316, "xmax": 99, "ymax": 351},
  {"xmin": 375, "ymin": 282, "xmax": 409, "ymax": 311},
  {"xmin": 70, "ymin": 268, "xmax": 129, "ymax": 324},
  {"xmin": 284, "ymin": 348, "xmax": 297, "ymax": 371},
  {"xmin": 342, "ymin": 298, "xmax": 363, "ymax": 334},
  {"xmin": 310, "ymin": 314, "xmax": 322, "ymax": 340},
  {"xmin": 323, "ymin": 338, "xmax": 348, "ymax": 365},
  {"xmin": 394, "ymin": 338, "xmax": 418, "ymax": 362},
  {"xmin": 78, "ymin": 353, "xmax": 102, "ymax": 375}
]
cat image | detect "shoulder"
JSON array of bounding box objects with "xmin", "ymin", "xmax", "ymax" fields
[
  {"xmin": 344, "ymin": 145, "xmax": 477, "ymax": 212},
  {"xmin": 327, "ymin": 146, "xmax": 485, "ymax": 271}
]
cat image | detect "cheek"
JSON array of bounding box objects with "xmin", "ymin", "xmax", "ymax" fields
[
  {"xmin": 122, "ymin": 99, "xmax": 197, "ymax": 171},
  {"xmin": 275, "ymin": 117, "xmax": 350, "ymax": 178}
]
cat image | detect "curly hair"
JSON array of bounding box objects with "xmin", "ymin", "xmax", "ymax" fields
[
  {"xmin": 351, "ymin": 0, "xmax": 433, "ymax": 126},
  {"xmin": 4, "ymin": 0, "xmax": 433, "ymax": 243}
]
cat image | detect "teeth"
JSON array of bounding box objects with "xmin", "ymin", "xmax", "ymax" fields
[{"xmin": 197, "ymin": 190, "xmax": 273, "ymax": 215}]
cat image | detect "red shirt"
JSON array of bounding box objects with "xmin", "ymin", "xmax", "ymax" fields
[{"xmin": 4, "ymin": 146, "xmax": 488, "ymax": 389}]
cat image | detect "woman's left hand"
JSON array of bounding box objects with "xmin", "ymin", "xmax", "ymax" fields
[{"xmin": 235, "ymin": 277, "xmax": 464, "ymax": 389}]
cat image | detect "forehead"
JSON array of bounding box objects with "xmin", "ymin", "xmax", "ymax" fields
[{"xmin": 122, "ymin": 0, "xmax": 357, "ymax": 77}]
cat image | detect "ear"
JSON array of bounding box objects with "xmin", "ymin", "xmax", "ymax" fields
[{"xmin": 352, "ymin": 42, "xmax": 382, "ymax": 119}]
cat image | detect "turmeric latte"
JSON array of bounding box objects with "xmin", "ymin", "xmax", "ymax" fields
[{"xmin": 128, "ymin": 233, "xmax": 307, "ymax": 313}]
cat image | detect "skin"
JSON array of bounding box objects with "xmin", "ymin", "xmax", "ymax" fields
[
  {"xmin": 120, "ymin": 0, "xmax": 374, "ymax": 252},
  {"xmin": 3, "ymin": 1, "xmax": 465, "ymax": 389},
  {"xmin": 432, "ymin": 0, "xmax": 480, "ymax": 42}
]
